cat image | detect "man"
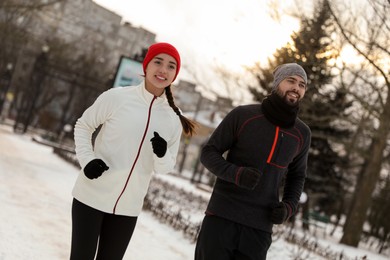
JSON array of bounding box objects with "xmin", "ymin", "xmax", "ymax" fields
[{"xmin": 195, "ymin": 63, "xmax": 311, "ymax": 260}]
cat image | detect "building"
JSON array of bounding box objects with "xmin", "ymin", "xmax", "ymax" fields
[
  {"xmin": 3, "ymin": 0, "xmax": 156, "ymax": 128},
  {"xmin": 25, "ymin": 0, "xmax": 156, "ymax": 69},
  {"xmin": 174, "ymin": 79, "xmax": 233, "ymax": 138},
  {"xmin": 173, "ymin": 79, "xmax": 233, "ymax": 180}
]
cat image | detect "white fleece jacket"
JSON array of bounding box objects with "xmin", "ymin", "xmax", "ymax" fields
[{"xmin": 72, "ymin": 82, "xmax": 182, "ymax": 216}]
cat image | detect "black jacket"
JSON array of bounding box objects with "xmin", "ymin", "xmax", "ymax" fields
[{"xmin": 200, "ymin": 104, "xmax": 311, "ymax": 233}]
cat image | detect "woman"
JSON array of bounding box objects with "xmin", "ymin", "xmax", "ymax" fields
[{"xmin": 70, "ymin": 42, "xmax": 196, "ymax": 260}]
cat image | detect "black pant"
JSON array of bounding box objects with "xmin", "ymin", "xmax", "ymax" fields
[
  {"xmin": 70, "ymin": 198, "xmax": 137, "ymax": 260},
  {"xmin": 195, "ymin": 215, "xmax": 272, "ymax": 260}
]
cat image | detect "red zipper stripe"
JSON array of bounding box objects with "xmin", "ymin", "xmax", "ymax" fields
[
  {"xmin": 267, "ymin": 126, "xmax": 279, "ymax": 164},
  {"xmin": 113, "ymin": 96, "xmax": 156, "ymax": 214}
]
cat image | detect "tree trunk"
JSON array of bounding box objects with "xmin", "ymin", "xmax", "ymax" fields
[
  {"xmin": 330, "ymin": 197, "xmax": 345, "ymax": 236},
  {"xmin": 340, "ymin": 102, "xmax": 390, "ymax": 246},
  {"xmin": 56, "ymin": 81, "xmax": 76, "ymax": 136},
  {"xmin": 301, "ymin": 194, "xmax": 310, "ymax": 230}
]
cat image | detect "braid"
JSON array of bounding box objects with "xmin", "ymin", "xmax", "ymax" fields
[{"xmin": 165, "ymin": 86, "xmax": 197, "ymax": 136}]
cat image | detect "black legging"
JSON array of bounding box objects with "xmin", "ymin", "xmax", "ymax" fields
[
  {"xmin": 70, "ymin": 198, "xmax": 138, "ymax": 260},
  {"xmin": 195, "ymin": 215, "xmax": 272, "ymax": 260}
]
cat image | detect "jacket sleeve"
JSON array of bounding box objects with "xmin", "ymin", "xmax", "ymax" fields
[
  {"xmin": 153, "ymin": 123, "xmax": 183, "ymax": 174},
  {"xmin": 200, "ymin": 107, "xmax": 242, "ymax": 184},
  {"xmin": 282, "ymin": 126, "xmax": 311, "ymax": 216},
  {"xmin": 74, "ymin": 90, "xmax": 116, "ymax": 168}
]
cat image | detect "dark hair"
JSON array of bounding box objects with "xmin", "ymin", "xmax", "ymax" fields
[{"xmin": 165, "ymin": 86, "xmax": 197, "ymax": 136}]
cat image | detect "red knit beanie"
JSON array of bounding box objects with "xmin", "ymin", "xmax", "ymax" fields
[{"xmin": 142, "ymin": 42, "xmax": 181, "ymax": 82}]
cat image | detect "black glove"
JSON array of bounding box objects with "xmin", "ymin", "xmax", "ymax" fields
[
  {"xmin": 271, "ymin": 201, "xmax": 289, "ymax": 224},
  {"xmin": 236, "ymin": 167, "xmax": 262, "ymax": 190},
  {"xmin": 84, "ymin": 159, "xmax": 109, "ymax": 179},
  {"xmin": 150, "ymin": 131, "xmax": 167, "ymax": 158}
]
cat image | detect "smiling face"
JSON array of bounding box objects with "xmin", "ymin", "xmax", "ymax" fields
[
  {"xmin": 275, "ymin": 75, "xmax": 307, "ymax": 106},
  {"xmin": 144, "ymin": 53, "xmax": 178, "ymax": 96}
]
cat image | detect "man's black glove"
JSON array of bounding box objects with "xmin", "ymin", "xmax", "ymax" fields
[
  {"xmin": 271, "ymin": 201, "xmax": 289, "ymax": 224},
  {"xmin": 150, "ymin": 131, "xmax": 167, "ymax": 158},
  {"xmin": 84, "ymin": 159, "xmax": 109, "ymax": 179},
  {"xmin": 236, "ymin": 167, "xmax": 262, "ymax": 190}
]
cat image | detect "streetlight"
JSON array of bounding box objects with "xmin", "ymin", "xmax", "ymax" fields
[
  {"xmin": 41, "ymin": 44, "xmax": 50, "ymax": 53},
  {"xmin": 59, "ymin": 123, "xmax": 73, "ymax": 145}
]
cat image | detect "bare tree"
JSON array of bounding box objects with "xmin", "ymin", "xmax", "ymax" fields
[
  {"xmin": 325, "ymin": 0, "xmax": 390, "ymax": 247},
  {"xmin": 0, "ymin": 0, "xmax": 66, "ymax": 68},
  {"xmin": 0, "ymin": 0, "xmax": 66, "ymax": 117}
]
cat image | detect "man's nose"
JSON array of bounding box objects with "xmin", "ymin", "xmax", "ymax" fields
[{"xmin": 291, "ymin": 83, "xmax": 299, "ymax": 91}]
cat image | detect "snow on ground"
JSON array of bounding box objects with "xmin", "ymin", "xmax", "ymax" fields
[
  {"xmin": 0, "ymin": 125, "xmax": 194, "ymax": 260},
  {"xmin": 0, "ymin": 124, "xmax": 388, "ymax": 259}
]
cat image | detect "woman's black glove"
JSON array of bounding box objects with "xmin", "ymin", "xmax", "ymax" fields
[
  {"xmin": 150, "ymin": 131, "xmax": 167, "ymax": 158},
  {"xmin": 84, "ymin": 159, "xmax": 109, "ymax": 179}
]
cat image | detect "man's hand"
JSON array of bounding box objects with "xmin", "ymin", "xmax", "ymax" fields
[
  {"xmin": 236, "ymin": 167, "xmax": 262, "ymax": 190},
  {"xmin": 271, "ymin": 202, "xmax": 288, "ymax": 224}
]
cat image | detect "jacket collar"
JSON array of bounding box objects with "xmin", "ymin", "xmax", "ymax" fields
[{"xmin": 139, "ymin": 80, "xmax": 168, "ymax": 105}]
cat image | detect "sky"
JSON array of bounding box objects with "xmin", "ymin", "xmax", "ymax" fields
[
  {"xmin": 92, "ymin": 0, "xmax": 303, "ymax": 98},
  {"xmin": 0, "ymin": 123, "xmax": 388, "ymax": 259},
  {"xmin": 94, "ymin": 0, "xmax": 300, "ymax": 69}
]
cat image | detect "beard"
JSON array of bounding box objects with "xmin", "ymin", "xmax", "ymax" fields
[{"xmin": 275, "ymin": 89, "xmax": 300, "ymax": 107}]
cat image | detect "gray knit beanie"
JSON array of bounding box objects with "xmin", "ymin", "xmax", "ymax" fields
[{"xmin": 272, "ymin": 63, "xmax": 307, "ymax": 91}]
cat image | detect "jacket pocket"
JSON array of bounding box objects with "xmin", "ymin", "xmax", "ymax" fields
[{"xmin": 268, "ymin": 130, "xmax": 300, "ymax": 168}]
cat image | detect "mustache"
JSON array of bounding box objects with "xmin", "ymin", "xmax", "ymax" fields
[{"xmin": 286, "ymin": 91, "xmax": 301, "ymax": 99}]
